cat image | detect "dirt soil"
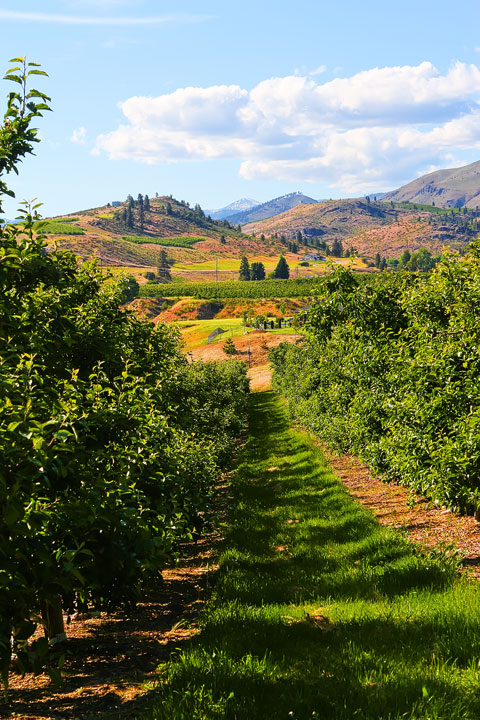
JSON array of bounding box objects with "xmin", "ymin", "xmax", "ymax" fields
[
  {"xmin": 190, "ymin": 331, "xmax": 298, "ymax": 368},
  {"xmin": 325, "ymin": 450, "xmax": 480, "ymax": 577},
  {"xmin": 1, "ymin": 488, "xmax": 228, "ymax": 720}
]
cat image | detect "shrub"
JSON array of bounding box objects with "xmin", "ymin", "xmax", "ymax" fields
[{"xmin": 223, "ymin": 337, "xmax": 237, "ymax": 355}]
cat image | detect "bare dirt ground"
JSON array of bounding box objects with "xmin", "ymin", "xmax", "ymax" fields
[
  {"xmin": 325, "ymin": 450, "xmax": 480, "ymax": 578},
  {"xmin": 190, "ymin": 331, "xmax": 298, "ymax": 368},
  {"xmin": 2, "ymin": 485, "xmax": 230, "ymax": 720}
]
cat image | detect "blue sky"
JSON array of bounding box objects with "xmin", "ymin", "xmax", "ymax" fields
[{"xmin": 1, "ymin": 0, "xmax": 480, "ymax": 217}]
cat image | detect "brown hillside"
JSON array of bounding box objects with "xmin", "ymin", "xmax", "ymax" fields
[
  {"xmin": 243, "ymin": 198, "xmax": 392, "ymax": 241},
  {"xmin": 381, "ymin": 159, "xmax": 480, "ymax": 208},
  {"xmin": 243, "ymin": 198, "xmax": 474, "ymax": 258},
  {"xmin": 45, "ymin": 196, "xmax": 284, "ymax": 267}
]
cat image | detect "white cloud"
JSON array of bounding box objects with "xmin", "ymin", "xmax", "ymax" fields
[
  {"xmin": 309, "ymin": 65, "xmax": 327, "ymax": 76},
  {"xmin": 71, "ymin": 127, "xmax": 87, "ymax": 145},
  {"xmin": 0, "ymin": 10, "xmax": 213, "ymax": 25},
  {"xmin": 94, "ymin": 61, "xmax": 480, "ymax": 192}
]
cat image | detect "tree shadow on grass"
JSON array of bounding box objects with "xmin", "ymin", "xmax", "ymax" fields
[{"xmin": 137, "ymin": 391, "xmax": 480, "ymax": 720}]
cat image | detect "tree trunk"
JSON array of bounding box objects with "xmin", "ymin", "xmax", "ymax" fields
[{"xmin": 41, "ymin": 596, "xmax": 66, "ymax": 644}]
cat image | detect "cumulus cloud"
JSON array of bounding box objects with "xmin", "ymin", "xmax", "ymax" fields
[{"xmin": 94, "ymin": 61, "xmax": 480, "ymax": 192}]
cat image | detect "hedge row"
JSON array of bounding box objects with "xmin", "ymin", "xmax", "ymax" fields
[{"xmin": 270, "ymin": 251, "xmax": 480, "ymax": 513}]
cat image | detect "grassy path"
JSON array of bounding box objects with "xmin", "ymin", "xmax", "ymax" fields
[{"xmin": 142, "ymin": 392, "xmax": 480, "ymax": 720}]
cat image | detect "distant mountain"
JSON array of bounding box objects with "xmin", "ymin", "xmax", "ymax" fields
[
  {"xmin": 229, "ymin": 191, "xmax": 318, "ymax": 226},
  {"xmin": 207, "ymin": 198, "xmax": 261, "ymax": 221},
  {"xmin": 381, "ymin": 160, "xmax": 480, "ymax": 208}
]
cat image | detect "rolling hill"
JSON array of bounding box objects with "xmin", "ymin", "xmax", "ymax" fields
[
  {"xmin": 243, "ymin": 198, "xmax": 476, "ymax": 258},
  {"xmin": 381, "ymin": 159, "xmax": 480, "ymax": 208},
  {"xmin": 42, "ymin": 195, "xmax": 285, "ymax": 267}
]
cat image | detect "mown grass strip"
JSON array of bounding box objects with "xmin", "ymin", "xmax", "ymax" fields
[{"xmin": 140, "ymin": 392, "xmax": 480, "ymax": 720}]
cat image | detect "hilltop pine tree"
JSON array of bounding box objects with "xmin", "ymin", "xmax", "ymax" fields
[{"xmin": 144, "ymin": 194, "xmax": 150, "ymax": 211}]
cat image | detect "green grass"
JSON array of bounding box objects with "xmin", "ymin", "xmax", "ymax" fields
[
  {"xmin": 177, "ymin": 319, "xmax": 296, "ymax": 350},
  {"xmin": 138, "ymin": 392, "xmax": 480, "ymax": 720},
  {"xmin": 34, "ymin": 221, "xmax": 85, "ymax": 235},
  {"xmin": 122, "ymin": 235, "xmax": 206, "ymax": 249}
]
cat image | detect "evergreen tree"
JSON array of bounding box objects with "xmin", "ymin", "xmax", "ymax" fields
[
  {"xmin": 239, "ymin": 256, "xmax": 251, "ymax": 281},
  {"xmin": 331, "ymin": 239, "xmax": 343, "ymax": 257},
  {"xmin": 126, "ymin": 205, "xmax": 134, "ymax": 228},
  {"xmin": 296, "ymin": 230, "xmax": 303, "ymax": 245},
  {"xmin": 144, "ymin": 194, "xmax": 150, "ymax": 211},
  {"xmin": 380, "ymin": 257, "xmax": 387, "ymax": 271},
  {"xmin": 166, "ymin": 202, "xmax": 172, "ymax": 216},
  {"xmin": 250, "ymin": 262, "xmax": 266, "ymax": 281},
  {"xmin": 220, "ymin": 235, "xmax": 226, "ymax": 245},
  {"xmin": 137, "ymin": 193, "xmax": 144, "ymax": 208},
  {"xmin": 157, "ymin": 250, "xmax": 172, "ymax": 283},
  {"xmin": 274, "ymin": 255, "xmax": 290, "ymax": 279},
  {"xmin": 375, "ymin": 252, "xmax": 381, "ymax": 268},
  {"xmin": 139, "ymin": 203, "xmax": 145, "ymax": 232}
]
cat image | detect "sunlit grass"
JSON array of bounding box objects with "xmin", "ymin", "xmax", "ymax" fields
[
  {"xmin": 176, "ymin": 319, "xmax": 297, "ymax": 350},
  {"xmin": 138, "ymin": 392, "xmax": 480, "ymax": 720}
]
